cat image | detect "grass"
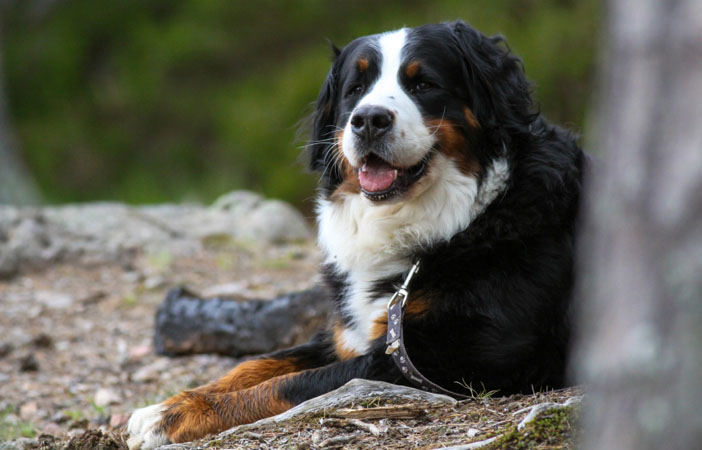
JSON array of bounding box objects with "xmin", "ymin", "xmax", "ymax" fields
[
  {"xmin": 455, "ymin": 379, "xmax": 500, "ymax": 400},
  {"xmin": 0, "ymin": 405, "xmax": 36, "ymax": 441},
  {"xmin": 121, "ymin": 292, "xmax": 138, "ymax": 307},
  {"xmin": 90, "ymin": 401, "xmax": 107, "ymax": 418},
  {"xmin": 63, "ymin": 409, "xmax": 85, "ymax": 421}
]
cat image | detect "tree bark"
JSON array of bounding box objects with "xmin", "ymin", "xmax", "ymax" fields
[
  {"xmin": 574, "ymin": 1, "xmax": 702, "ymax": 449},
  {"xmin": 0, "ymin": 30, "xmax": 40, "ymax": 205}
]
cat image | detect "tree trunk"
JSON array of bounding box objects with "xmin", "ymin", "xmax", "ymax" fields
[
  {"xmin": 0, "ymin": 30, "xmax": 40, "ymax": 205},
  {"xmin": 574, "ymin": 1, "xmax": 702, "ymax": 449}
]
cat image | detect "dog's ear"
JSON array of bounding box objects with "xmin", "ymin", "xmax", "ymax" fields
[
  {"xmin": 306, "ymin": 44, "xmax": 342, "ymax": 173},
  {"xmin": 450, "ymin": 20, "xmax": 537, "ymax": 144}
]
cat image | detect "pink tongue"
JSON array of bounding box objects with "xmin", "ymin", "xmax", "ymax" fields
[{"xmin": 359, "ymin": 162, "xmax": 397, "ymax": 192}]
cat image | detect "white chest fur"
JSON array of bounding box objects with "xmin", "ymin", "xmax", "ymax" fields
[{"xmin": 316, "ymin": 155, "xmax": 509, "ymax": 354}]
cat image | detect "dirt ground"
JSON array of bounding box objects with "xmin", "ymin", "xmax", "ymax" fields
[{"xmin": 0, "ymin": 241, "xmax": 581, "ymax": 449}]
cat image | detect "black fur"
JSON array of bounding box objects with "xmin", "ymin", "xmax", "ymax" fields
[
  {"xmin": 294, "ymin": 20, "xmax": 584, "ymax": 397},
  {"xmin": 128, "ymin": 21, "xmax": 586, "ymax": 446}
]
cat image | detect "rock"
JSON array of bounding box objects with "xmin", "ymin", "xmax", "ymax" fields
[
  {"xmin": 143, "ymin": 275, "xmax": 165, "ymax": 290},
  {"xmin": 18, "ymin": 353, "xmax": 39, "ymax": 372},
  {"xmin": 0, "ymin": 191, "xmax": 312, "ymax": 278},
  {"xmin": 132, "ymin": 358, "xmax": 170, "ymax": 383},
  {"xmin": 200, "ymin": 281, "xmax": 250, "ymax": 299},
  {"xmin": 42, "ymin": 422, "xmax": 64, "ymax": 436},
  {"xmin": 238, "ymin": 199, "xmax": 312, "ymax": 243},
  {"xmin": 0, "ymin": 438, "xmax": 37, "ymax": 450},
  {"xmin": 211, "ymin": 190, "xmax": 263, "ymax": 215},
  {"xmin": 31, "ymin": 333, "xmax": 53, "ymax": 349},
  {"xmin": 0, "ymin": 342, "xmax": 14, "ymax": 358},
  {"xmin": 127, "ymin": 344, "xmax": 151, "ymax": 362},
  {"xmin": 19, "ymin": 401, "xmax": 38, "ymax": 421},
  {"xmin": 34, "ymin": 290, "xmax": 74, "ymax": 309},
  {"xmin": 0, "ymin": 245, "xmax": 19, "ymax": 279},
  {"xmin": 94, "ymin": 388, "xmax": 121, "ymax": 407},
  {"xmin": 109, "ymin": 413, "xmax": 130, "ymax": 429},
  {"xmin": 67, "ymin": 428, "xmax": 86, "ymax": 439}
]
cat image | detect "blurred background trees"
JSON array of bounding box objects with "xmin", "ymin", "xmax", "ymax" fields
[{"xmin": 0, "ymin": 0, "xmax": 600, "ymax": 211}]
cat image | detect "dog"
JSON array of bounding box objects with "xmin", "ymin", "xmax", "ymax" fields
[{"xmin": 127, "ymin": 20, "xmax": 585, "ymax": 449}]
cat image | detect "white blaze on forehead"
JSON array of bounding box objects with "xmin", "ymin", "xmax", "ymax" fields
[{"xmin": 341, "ymin": 28, "xmax": 435, "ymax": 168}]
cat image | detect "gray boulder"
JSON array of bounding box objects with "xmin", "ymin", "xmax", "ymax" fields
[{"xmin": 0, "ymin": 190, "xmax": 312, "ymax": 278}]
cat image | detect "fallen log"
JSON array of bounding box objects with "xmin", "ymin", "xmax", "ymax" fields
[{"xmin": 153, "ymin": 285, "xmax": 330, "ymax": 357}]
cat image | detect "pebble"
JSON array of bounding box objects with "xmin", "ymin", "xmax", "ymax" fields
[
  {"xmin": 93, "ymin": 388, "xmax": 121, "ymax": 407},
  {"xmin": 128, "ymin": 344, "xmax": 152, "ymax": 362},
  {"xmin": 34, "ymin": 290, "xmax": 74, "ymax": 309},
  {"xmin": 132, "ymin": 358, "xmax": 169, "ymax": 382},
  {"xmin": 122, "ymin": 271, "xmax": 142, "ymax": 283},
  {"xmin": 0, "ymin": 438, "xmax": 37, "ymax": 450},
  {"xmin": 67, "ymin": 428, "xmax": 86, "ymax": 438},
  {"xmin": 31, "ymin": 333, "xmax": 53, "ymax": 348},
  {"xmin": 19, "ymin": 353, "xmax": 39, "ymax": 372},
  {"xmin": 3, "ymin": 413, "xmax": 19, "ymax": 425},
  {"xmin": 201, "ymin": 281, "xmax": 250, "ymax": 298},
  {"xmin": 19, "ymin": 401, "xmax": 38, "ymax": 421},
  {"xmin": 109, "ymin": 413, "xmax": 130, "ymax": 428},
  {"xmin": 0, "ymin": 342, "xmax": 13, "ymax": 358},
  {"xmin": 144, "ymin": 275, "xmax": 165, "ymax": 290},
  {"xmin": 42, "ymin": 422, "xmax": 64, "ymax": 436}
]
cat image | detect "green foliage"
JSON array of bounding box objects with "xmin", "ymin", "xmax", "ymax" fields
[{"xmin": 1, "ymin": 0, "xmax": 600, "ymax": 208}]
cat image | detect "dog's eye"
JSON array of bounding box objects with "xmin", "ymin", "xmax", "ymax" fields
[
  {"xmin": 345, "ymin": 85, "xmax": 364, "ymax": 98},
  {"xmin": 409, "ymin": 81, "xmax": 434, "ymax": 94}
]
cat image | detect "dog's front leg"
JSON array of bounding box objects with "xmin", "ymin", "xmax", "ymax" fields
[
  {"xmin": 127, "ymin": 335, "xmax": 336, "ymax": 449},
  {"xmin": 127, "ymin": 349, "xmax": 397, "ymax": 448}
]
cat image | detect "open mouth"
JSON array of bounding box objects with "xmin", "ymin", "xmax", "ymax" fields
[{"xmin": 357, "ymin": 153, "xmax": 431, "ymax": 201}]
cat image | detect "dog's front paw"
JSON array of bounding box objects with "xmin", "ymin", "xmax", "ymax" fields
[{"xmin": 126, "ymin": 403, "xmax": 170, "ymax": 450}]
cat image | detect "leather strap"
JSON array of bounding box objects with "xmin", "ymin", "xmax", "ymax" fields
[{"xmin": 385, "ymin": 262, "xmax": 471, "ymax": 399}]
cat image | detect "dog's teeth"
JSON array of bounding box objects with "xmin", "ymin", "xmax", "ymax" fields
[{"xmin": 393, "ymin": 169, "xmax": 398, "ymax": 180}]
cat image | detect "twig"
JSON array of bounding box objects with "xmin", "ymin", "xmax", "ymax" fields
[
  {"xmin": 517, "ymin": 396, "xmax": 582, "ymax": 430},
  {"xmin": 319, "ymin": 434, "xmax": 357, "ymax": 447},
  {"xmin": 347, "ymin": 418, "xmax": 385, "ymax": 436},
  {"xmin": 433, "ymin": 436, "xmax": 497, "ymax": 450},
  {"xmin": 333, "ymin": 404, "xmax": 426, "ymax": 419}
]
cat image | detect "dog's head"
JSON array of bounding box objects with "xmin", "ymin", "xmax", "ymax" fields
[{"xmin": 307, "ymin": 20, "xmax": 536, "ymax": 203}]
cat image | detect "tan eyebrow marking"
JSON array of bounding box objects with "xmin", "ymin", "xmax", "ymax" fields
[
  {"xmin": 357, "ymin": 58, "xmax": 369, "ymax": 71},
  {"xmin": 406, "ymin": 61, "xmax": 421, "ymax": 78},
  {"xmin": 464, "ymin": 107, "xmax": 480, "ymax": 129}
]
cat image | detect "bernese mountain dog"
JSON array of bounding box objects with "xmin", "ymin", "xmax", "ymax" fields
[{"xmin": 127, "ymin": 20, "xmax": 584, "ymax": 449}]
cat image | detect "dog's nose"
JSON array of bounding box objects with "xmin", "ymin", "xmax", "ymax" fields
[{"xmin": 350, "ymin": 105, "xmax": 394, "ymax": 141}]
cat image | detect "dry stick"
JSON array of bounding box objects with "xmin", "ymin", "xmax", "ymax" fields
[
  {"xmin": 347, "ymin": 418, "xmax": 385, "ymax": 436},
  {"xmin": 319, "ymin": 434, "xmax": 358, "ymax": 448},
  {"xmin": 333, "ymin": 404, "xmax": 427, "ymax": 420}
]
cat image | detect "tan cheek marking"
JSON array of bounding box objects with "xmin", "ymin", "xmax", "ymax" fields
[
  {"xmin": 330, "ymin": 129, "xmax": 361, "ymax": 200},
  {"xmin": 464, "ymin": 107, "xmax": 480, "ymax": 129},
  {"xmin": 426, "ymin": 118, "xmax": 481, "ymax": 177},
  {"xmin": 357, "ymin": 58, "xmax": 369, "ymax": 72},
  {"xmin": 406, "ymin": 60, "xmax": 421, "ymax": 78},
  {"xmin": 333, "ymin": 323, "xmax": 360, "ymax": 360}
]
